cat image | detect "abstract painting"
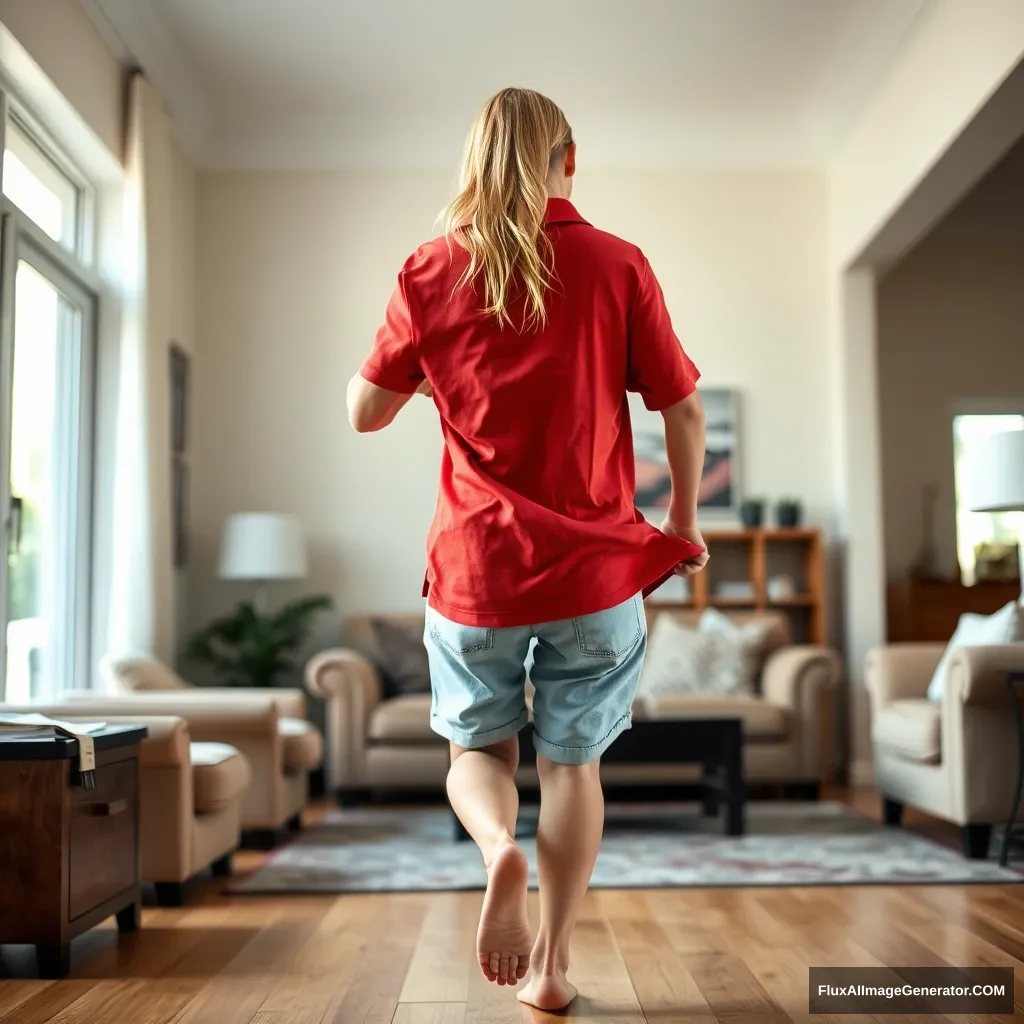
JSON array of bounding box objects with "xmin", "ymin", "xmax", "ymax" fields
[{"xmin": 630, "ymin": 388, "xmax": 740, "ymax": 515}]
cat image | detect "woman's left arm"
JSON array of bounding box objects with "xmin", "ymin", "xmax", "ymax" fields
[{"xmin": 346, "ymin": 374, "xmax": 430, "ymax": 432}]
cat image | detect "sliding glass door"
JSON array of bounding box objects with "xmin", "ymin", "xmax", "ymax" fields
[{"xmin": 0, "ymin": 226, "xmax": 94, "ymax": 701}]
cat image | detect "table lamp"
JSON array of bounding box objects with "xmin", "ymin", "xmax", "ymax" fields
[
  {"xmin": 968, "ymin": 429, "xmax": 1024, "ymax": 597},
  {"xmin": 218, "ymin": 512, "xmax": 308, "ymax": 611}
]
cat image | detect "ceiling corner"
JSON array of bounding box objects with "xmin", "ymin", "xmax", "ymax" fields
[{"xmin": 80, "ymin": 0, "xmax": 218, "ymax": 165}]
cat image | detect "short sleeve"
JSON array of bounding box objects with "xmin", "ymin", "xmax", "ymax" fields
[
  {"xmin": 359, "ymin": 271, "xmax": 425, "ymax": 394},
  {"xmin": 627, "ymin": 258, "xmax": 700, "ymax": 411}
]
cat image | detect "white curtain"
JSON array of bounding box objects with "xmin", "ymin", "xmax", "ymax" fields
[{"xmin": 106, "ymin": 73, "xmax": 175, "ymax": 669}]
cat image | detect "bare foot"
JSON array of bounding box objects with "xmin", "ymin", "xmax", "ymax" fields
[
  {"xmin": 477, "ymin": 840, "xmax": 532, "ymax": 985},
  {"xmin": 517, "ymin": 971, "xmax": 578, "ymax": 1011}
]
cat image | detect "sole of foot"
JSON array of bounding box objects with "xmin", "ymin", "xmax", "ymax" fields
[
  {"xmin": 517, "ymin": 973, "xmax": 578, "ymax": 1011},
  {"xmin": 477, "ymin": 841, "xmax": 532, "ymax": 985}
]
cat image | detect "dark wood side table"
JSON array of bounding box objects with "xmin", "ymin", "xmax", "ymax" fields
[
  {"xmin": 1001, "ymin": 671, "xmax": 1024, "ymax": 867},
  {"xmin": 0, "ymin": 724, "xmax": 147, "ymax": 978}
]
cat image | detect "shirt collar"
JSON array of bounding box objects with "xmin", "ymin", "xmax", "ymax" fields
[{"xmin": 544, "ymin": 197, "xmax": 589, "ymax": 226}]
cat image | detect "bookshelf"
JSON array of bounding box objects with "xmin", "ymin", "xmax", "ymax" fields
[{"xmin": 647, "ymin": 528, "xmax": 827, "ymax": 645}]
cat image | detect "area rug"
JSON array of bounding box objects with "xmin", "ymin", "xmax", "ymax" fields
[{"xmin": 230, "ymin": 802, "xmax": 1022, "ymax": 894}]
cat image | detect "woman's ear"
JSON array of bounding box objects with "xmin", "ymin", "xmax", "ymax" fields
[{"xmin": 564, "ymin": 142, "xmax": 576, "ymax": 178}]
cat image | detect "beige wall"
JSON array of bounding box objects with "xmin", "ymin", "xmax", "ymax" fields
[
  {"xmin": 878, "ymin": 232, "xmax": 1024, "ymax": 582},
  {"xmin": 0, "ymin": 0, "xmax": 124, "ymax": 156},
  {"xmin": 826, "ymin": 0, "xmax": 1024, "ymax": 781},
  {"xmin": 189, "ymin": 169, "xmax": 830, "ymax": 648}
]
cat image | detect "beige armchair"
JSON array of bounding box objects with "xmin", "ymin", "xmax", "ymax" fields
[
  {"xmin": 0, "ymin": 708, "xmax": 250, "ymax": 905},
  {"xmin": 865, "ymin": 642, "xmax": 1024, "ymax": 858},
  {"xmin": 307, "ymin": 609, "xmax": 841, "ymax": 802},
  {"xmin": 62, "ymin": 678, "xmax": 322, "ymax": 846}
]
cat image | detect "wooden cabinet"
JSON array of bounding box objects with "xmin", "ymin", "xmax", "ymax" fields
[
  {"xmin": 647, "ymin": 528, "xmax": 828, "ymax": 644},
  {"xmin": 0, "ymin": 725, "xmax": 146, "ymax": 978},
  {"xmin": 886, "ymin": 578, "xmax": 1020, "ymax": 642}
]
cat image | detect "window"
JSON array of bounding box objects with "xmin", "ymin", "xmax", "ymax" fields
[
  {"xmin": 0, "ymin": 95, "xmax": 97, "ymax": 701},
  {"xmin": 953, "ymin": 413, "xmax": 1024, "ymax": 585}
]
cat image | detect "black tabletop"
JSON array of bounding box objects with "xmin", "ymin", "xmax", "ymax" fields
[{"xmin": 0, "ymin": 723, "xmax": 148, "ymax": 761}]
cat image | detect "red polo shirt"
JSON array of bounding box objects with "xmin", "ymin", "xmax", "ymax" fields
[{"xmin": 360, "ymin": 197, "xmax": 702, "ymax": 627}]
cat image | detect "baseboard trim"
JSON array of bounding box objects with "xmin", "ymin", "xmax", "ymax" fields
[{"xmin": 850, "ymin": 759, "xmax": 876, "ymax": 786}]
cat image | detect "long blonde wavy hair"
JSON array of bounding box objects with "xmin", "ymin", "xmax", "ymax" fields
[{"xmin": 443, "ymin": 88, "xmax": 573, "ymax": 330}]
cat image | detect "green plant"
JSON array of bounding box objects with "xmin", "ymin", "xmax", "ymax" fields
[{"xmin": 185, "ymin": 595, "xmax": 333, "ymax": 688}]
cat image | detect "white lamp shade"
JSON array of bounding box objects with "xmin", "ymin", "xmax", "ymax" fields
[
  {"xmin": 968, "ymin": 429, "xmax": 1024, "ymax": 512},
  {"xmin": 218, "ymin": 513, "xmax": 308, "ymax": 581}
]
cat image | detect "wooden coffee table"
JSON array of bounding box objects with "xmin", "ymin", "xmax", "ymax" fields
[
  {"xmin": 453, "ymin": 716, "xmax": 745, "ymax": 840},
  {"xmin": 0, "ymin": 724, "xmax": 147, "ymax": 978}
]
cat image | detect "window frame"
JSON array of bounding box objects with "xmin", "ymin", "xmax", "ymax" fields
[
  {"xmin": 0, "ymin": 83, "xmax": 101, "ymax": 701},
  {"xmin": 951, "ymin": 401, "xmax": 1024, "ymax": 586},
  {"xmin": 0, "ymin": 95, "xmax": 96, "ymax": 264}
]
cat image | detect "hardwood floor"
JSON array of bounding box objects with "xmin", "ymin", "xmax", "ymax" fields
[{"xmin": 0, "ymin": 790, "xmax": 1022, "ymax": 1023}]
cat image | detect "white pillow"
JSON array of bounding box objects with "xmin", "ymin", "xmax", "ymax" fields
[
  {"xmin": 926, "ymin": 601, "xmax": 1023, "ymax": 702},
  {"xmin": 638, "ymin": 610, "xmax": 772, "ymax": 699},
  {"xmin": 698, "ymin": 608, "xmax": 777, "ymax": 691}
]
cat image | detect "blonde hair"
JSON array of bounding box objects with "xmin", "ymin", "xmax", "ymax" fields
[{"xmin": 444, "ymin": 88, "xmax": 573, "ymax": 330}]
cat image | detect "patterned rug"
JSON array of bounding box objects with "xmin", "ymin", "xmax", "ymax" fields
[{"xmin": 230, "ymin": 802, "xmax": 1022, "ymax": 894}]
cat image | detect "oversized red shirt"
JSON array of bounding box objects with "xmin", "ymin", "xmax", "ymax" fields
[{"xmin": 360, "ymin": 197, "xmax": 702, "ymax": 627}]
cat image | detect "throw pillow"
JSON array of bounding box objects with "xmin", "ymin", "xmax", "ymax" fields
[
  {"xmin": 637, "ymin": 614, "xmax": 747, "ymax": 699},
  {"xmin": 698, "ymin": 608, "xmax": 778, "ymax": 694},
  {"xmin": 926, "ymin": 601, "xmax": 1023, "ymax": 702},
  {"xmin": 369, "ymin": 618, "xmax": 432, "ymax": 699}
]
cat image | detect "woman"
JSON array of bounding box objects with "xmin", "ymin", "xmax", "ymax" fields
[{"xmin": 347, "ymin": 87, "xmax": 708, "ymax": 1011}]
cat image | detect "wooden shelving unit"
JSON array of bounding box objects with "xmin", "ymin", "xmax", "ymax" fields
[{"xmin": 647, "ymin": 528, "xmax": 827, "ymax": 645}]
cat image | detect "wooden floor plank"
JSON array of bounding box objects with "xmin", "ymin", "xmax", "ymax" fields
[
  {"xmin": 398, "ymin": 892, "xmax": 475, "ymax": 1003},
  {"xmin": 391, "ymin": 1004, "xmax": 466, "ymax": 1024},
  {"xmin": 326, "ymin": 896, "xmax": 428, "ymax": 1024}
]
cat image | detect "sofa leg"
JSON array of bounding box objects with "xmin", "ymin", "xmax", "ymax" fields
[
  {"xmin": 337, "ymin": 787, "xmax": 369, "ymax": 808},
  {"xmin": 785, "ymin": 782, "xmax": 821, "ymax": 801},
  {"xmin": 962, "ymin": 824, "xmax": 992, "ymax": 860},
  {"xmin": 882, "ymin": 797, "xmax": 904, "ymax": 827},
  {"xmin": 154, "ymin": 881, "xmax": 185, "ymax": 907},
  {"xmin": 241, "ymin": 829, "xmax": 282, "ymax": 851},
  {"xmin": 210, "ymin": 853, "xmax": 233, "ymax": 878}
]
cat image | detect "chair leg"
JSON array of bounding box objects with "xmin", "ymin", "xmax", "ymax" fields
[
  {"xmin": 210, "ymin": 853, "xmax": 233, "ymax": 877},
  {"xmin": 785, "ymin": 782, "xmax": 821, "ymax": 801},
  {"xmin": 154, "ymin": 881, "xmax": 185, "ymax": 907},
  {"xmin": 882, "ymin": 797, "xmax": 904, "ymax": 827},
  {"xmin": 287, "ymin": 812, "xmax": 302, "ymax": 832},
  {"xmin": 962, "ymin": 824, "xmax": 992, "ymax": 860}
]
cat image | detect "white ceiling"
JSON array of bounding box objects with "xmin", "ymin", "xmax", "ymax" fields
[{"xmin": 83, "ymin": 0, "xmax": 932, "ymax": 171}]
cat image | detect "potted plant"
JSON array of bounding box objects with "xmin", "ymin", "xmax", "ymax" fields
[
  {"xmin": 739, "ymin": 498, "xmax": 765, "ymax": 529},
  {"xmin": 776, "ymin": 497, "xmax": 803, "ymax": 529},
  {"xmin": 185, "ymin": 594, "xmax": 333, "ymax": 688}
]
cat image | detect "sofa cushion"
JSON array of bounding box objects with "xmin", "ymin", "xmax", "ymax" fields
[
  {"xmin": 190, "ymin": 742, "xmax": 251, "ymax": 813},
  {"xmin": 369, "ymin": 694, "xmax": 440, "ymax": 743},
  {"xmin": 638, "ymin": 693, "xmax": 789, "ymax": 739},
  {"xmin": 926, "ymin": 602, "xmax": 1023, "ymax": 702},
  {"xmin": 370, "ymin": 618, "xmax": 432, "ymax": 698},
  {"xmin": 872, "ymin": 699, "xmax": 941, "ymax": 764},
  {"xmin": 279, "ymin": 717, "xmax": 324, "ymax": 772},
  {"xmin": 638, "ymin": 611, "xmax": 778, "ymax": 700}
]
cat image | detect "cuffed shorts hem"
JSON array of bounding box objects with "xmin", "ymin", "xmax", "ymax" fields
[
  {"xmin": 429, "ymin": 710, "xmax": 530, "ymax": 749},
  {"xmin": 533, "ymin": 712, "xmax": 633, "ymax": 765}
]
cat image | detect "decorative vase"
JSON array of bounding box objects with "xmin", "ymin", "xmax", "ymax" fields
[
  {"xmin": 740, "ymin": 501, "xmax": 765, "ymax": 529},
  {"xmin": 776, "ymin": 500, "xmax": 802, "ymax": 528}
]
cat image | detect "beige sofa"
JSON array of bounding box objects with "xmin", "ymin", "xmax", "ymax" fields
[
  {"xmin": 306, "ymin": 607, "xmax": 841, "ymax": 801},
  {"xmin": 1, "ymin": 707, "xmax": 250, "ymax": 905},
  {"xmin": 64, "ymin": 665, "xmax": 322, "ymax": 844},
  {"xmin": 866, "ymin": 642, "xmax": 1024, "ymax": 858}
]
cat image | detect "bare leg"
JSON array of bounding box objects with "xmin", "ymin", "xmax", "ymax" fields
[
  {"xmin": 446, "ymin": 738, "xmax": 532, "ymax": 985},
  {"xmin": 518, "ymin": 755, "xmax": 603, "ymax": 1012}
]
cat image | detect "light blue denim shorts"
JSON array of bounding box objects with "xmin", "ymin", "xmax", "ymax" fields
[{"xmin": 423, "ymin": 594, "xmax": 647, "ymax": 765}]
